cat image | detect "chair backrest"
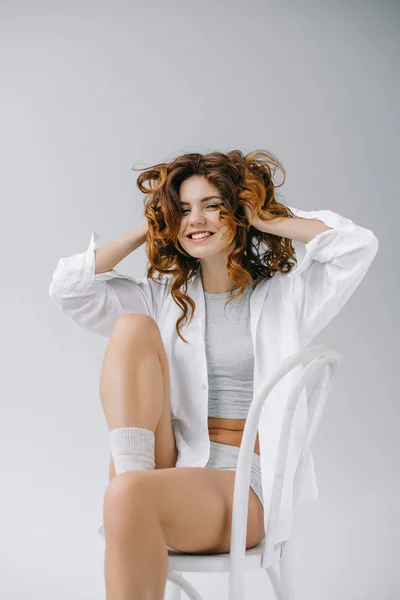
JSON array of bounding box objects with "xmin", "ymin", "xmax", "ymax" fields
[{"xmin": 229, "ymin": 344, "xmax": 341, "ymax": 579}]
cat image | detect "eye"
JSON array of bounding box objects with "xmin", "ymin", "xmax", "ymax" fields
[{"xmin": 181, "ymin": 204, "xmax": 220, "ymax": 214}]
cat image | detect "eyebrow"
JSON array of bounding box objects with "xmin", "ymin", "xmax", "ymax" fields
[{"xmin": 179, "ymin": 195, "xmax": 221, "ymax": 206}]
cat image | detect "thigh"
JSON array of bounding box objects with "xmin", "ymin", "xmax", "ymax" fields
[{"xmin": 107, "ymin": 467, "xmax": 265, "ymax": 554}]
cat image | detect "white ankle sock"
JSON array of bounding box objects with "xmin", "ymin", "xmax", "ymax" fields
[{"xmin": 109, "ymin": 427, "xmax": 155, "ymax": 475}]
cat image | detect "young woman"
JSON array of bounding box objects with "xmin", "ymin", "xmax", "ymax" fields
[{"xmin": 49, "ymin": 149, "xmax": 378, "ymax": 598}]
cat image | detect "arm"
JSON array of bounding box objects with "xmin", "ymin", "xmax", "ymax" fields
[
  {"xmin": 257, "ymin": 206, "xmax": 379, "ymax": 345},
  {"xmin": 48, "ymin": 219, "xmax": 162, "ymax": 337},
  {"xmin": 255, "ymin": 214, "xmax": 333, "ymax": 243},
  {"xmin": 94, "ymin": 219, "xmax": 148, "ymax": 274}
]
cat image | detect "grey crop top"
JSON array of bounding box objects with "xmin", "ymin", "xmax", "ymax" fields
[{"xmin": 204, "ymin": 284, "xmax": 254, "ymax": 419}]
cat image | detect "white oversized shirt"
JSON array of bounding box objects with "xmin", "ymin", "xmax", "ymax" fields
[{"xmin": 48, "ymin": 205, "xmax": 379, "ymax": 545}]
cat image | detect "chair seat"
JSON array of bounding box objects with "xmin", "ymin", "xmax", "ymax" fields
[
  {"xmin": 166, "ymin": 538, "xmax": 282, "ymax": 573},
  {"xmin": 97, "ymin": 522, "xmax": 282, "ymax": 572}
]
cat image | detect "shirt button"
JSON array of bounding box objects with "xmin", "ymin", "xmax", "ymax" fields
[{"xmin": 202, "ymin": 384, "xmax": 207, "ymax": 390}]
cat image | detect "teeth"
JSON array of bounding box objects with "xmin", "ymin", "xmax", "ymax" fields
[{"xmin": 191, "ymin": 232, "xmax": 211, "ymax": 239}]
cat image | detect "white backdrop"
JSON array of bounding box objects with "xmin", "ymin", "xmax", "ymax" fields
[{"xmin": 1, "ymin": 1, "xmax": 398, "ymax": 598}]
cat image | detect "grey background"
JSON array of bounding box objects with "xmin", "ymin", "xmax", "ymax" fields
[{"xmin": 1, "ymin": 1, "xmax": 398, "ymax": 599}]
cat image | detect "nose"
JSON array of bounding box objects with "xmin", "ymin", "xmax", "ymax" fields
[{"xmin": 188, "ymin": 210, "xmax": 207, "ymax": 226}]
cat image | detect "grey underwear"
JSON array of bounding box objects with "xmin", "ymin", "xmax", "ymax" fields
[{"xmin": 205, "ymin": 440, "xmax": 263, "ymax": 509}]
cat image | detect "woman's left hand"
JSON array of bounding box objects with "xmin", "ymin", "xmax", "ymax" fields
[
  {"xmin": 244, "ymin": 203, "xmax": 259, "ymax": 228},
  {"xmin": 244, "ymin": 203, "xmax": 283, "ymax": 233}
]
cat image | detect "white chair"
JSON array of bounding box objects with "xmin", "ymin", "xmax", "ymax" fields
[{"xmin": 98, "ymin": 343, "xmax": 341, "ymax": 600}]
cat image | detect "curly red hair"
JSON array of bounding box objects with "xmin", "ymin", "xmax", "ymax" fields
[{"xmin": 133, "ymin": 149, "xmax": 297, "ymax": 344}]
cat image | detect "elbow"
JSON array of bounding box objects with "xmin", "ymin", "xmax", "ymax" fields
[
  {"xmin": 49, "ymin": 279, "xmax": 63, "ymax": 309},
  {"xmin": 364, "ymin": 231, "xmax": 379, "ymax": 266},
  {"xmin": 370, "ymin": 232, "xmax": 379, "ymax": 256},
  {"xmin": 48, "ymin": 259, "xmax": 66, "ymax": 308}
]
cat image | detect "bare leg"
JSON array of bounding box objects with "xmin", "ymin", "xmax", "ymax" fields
[
  {"xmin": 99, "ymin": 314, "xmax": 165, "ymax": 432},
  {"xmin": 103, "ymin": 479, "xmax": 168, "ymax": 600},
  {"xmin": 99, "ymin": 314, "xmax": 177, "ymax": 599}
]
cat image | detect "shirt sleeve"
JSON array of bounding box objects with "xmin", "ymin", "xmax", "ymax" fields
[
  {"xmin": 49, "ymin": 231, "xmax": 165, "ymax": 337},
  {"xmin": 286, "ymin": 205, "xmax": 379, "ymax": 346}
]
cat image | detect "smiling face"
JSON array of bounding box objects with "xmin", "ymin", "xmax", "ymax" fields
[{"xmin": 178, "ymin": 175, "xmax": 235, "ymax": 261}]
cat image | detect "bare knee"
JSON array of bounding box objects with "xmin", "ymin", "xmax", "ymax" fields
[
  {"xmin": 110, "ymin": 315, "xmax": 166, "ymax": 366},
  {"xmin": 110, "ymin": 313, "xmax": 161, "ymax": 346},
  {"xmin": 105, "ymin": 470, "xmax": 149, "ymax": 502},
  {"xmin": 104, "ymin": 472, "xmax": 156, "ymax": 532}
]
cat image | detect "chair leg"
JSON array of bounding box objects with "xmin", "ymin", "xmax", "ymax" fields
[
  {"xmin": 264, "ymin": 538, "xmax": 296, "ymax": 600},
  {"xmin": 265, "ymin": 565, "xmax": 284, "ymax": 600},
  {"xmin": 166, "ymin": 570, "xmax": 182, "ymax": 600},
  {"xmin": 166, "ymin": 570, "xmax": 204, "ymax": 600},
  {"xmin": 279, "ymin": 539, "xmax": 296, "ymax": 600}
]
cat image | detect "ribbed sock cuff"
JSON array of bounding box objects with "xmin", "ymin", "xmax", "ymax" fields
[{"xmin": 109, "ymin": 427, "xmax": 155, "ymax": 456}]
